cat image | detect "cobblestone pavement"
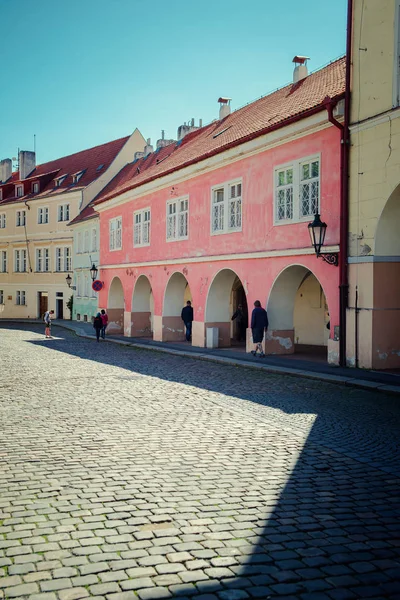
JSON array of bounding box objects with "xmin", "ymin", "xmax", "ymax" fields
[{"xmin": 1, "ymin": 324, "xmax": 400, "ymax": 600}]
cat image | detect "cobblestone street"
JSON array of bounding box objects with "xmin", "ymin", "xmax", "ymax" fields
[{"xmin": 1, "ymin": 323, "xmax": 400, "ymax": 600}]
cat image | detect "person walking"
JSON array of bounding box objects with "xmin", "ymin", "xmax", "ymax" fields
[
  {"xmin": 251, "ymin": 300, "xmax": 269, "ymax": 358},
  {"xmin": 100, "ymin": 309, "xmax": 108, "ymax": 339},
  {"xmin": 93, "ymin": 312, "xmax": 103, "ymax": 342},
  {"xmin": 181, "ymin": 300, "xmax": 194, "ymax": 342},
  {"xmin": 231, "ymin": 303, "xmax": 246, "ymax": 342},
  {"xmin": 44, "ymin": 309, "xmax": 54, "ymax": 339}
]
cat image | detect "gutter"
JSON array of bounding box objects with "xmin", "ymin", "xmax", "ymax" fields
[
  {"xmin": 323, "ymin": 1, "xmax": 352, "ymax": 367},
  {"xmin": 93, "ymin": 94, "xmax": 345, "ymax": 206}
]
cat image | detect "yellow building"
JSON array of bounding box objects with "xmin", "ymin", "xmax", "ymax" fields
[
  {"xmin": 347, "ymin": 0, "xmax": 400, "ymax": 369},
  {"xmin": 0, "ymin": 130, "xmax": 145, "ymax": 319}
]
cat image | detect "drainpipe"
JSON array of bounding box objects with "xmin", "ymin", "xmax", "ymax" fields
[{"xmin": 323, "ymin": 0, "xmax": 352, "ymax": 367}]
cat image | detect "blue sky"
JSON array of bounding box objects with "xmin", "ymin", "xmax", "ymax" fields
[{"xmin": 0, "ymin": 0, "xmax": 347, "ymax": 165}]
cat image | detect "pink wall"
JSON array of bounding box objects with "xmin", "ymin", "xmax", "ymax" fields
[{"xmin": 98, "ymin": 126, "xmax": 341, "ymax": 354}]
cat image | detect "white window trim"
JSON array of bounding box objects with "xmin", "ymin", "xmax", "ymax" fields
[
  {"xmin": 72, "ymin": 171, "xmax": 84, "ymax": 184},
  {"xmin": 54, "ymin": 175, "xmax": 67, "ymax": 187},
  {"xmin": 166, "ymin": 196, "xmax": 189, "ymax": 242},
  {"xmin": 15, "ymin": 185, "xmax": 23, "ymax": 198},
  {"xmin": 38, "ymin": 206, "xmax": 49, "ymax": 224},
  {"xmin": 109, "ymin": 216, "xmax": 122, "ymax": 251},
  {"xmin": 14, "ymin": 249, "xmax": 27, "ymax": 273},
  {"xmin": 16, "ymin": 210, "xmax": 26, "ymax": 227},
  {"xmin": 58, "ymin": 203, "xmax": 70, "ymax": 222},
  {"xmin": 0, "ymin": 213, "xmax": 6, "ymax": 228},
  {"xmin": 55, "ymin": 246, "xmax": 72, "ymax": 272},
  {"xmin": 35, "ymin": 247, "xmax": 50, "ymax": 273},
  {"xmin": 133, "ymin": 207, "xmax": 151, "ymax": 247},
  {"xmin": 91, "ymin": 228, "xmax": 97, "ymax": 252},
  {"xmin": 0, "ymin": 250, "xmax": 7, "ymax": 273},
  {"xmin": 273, "ymin": 153, "xmax": 321, "ymax": 226},
  {"xmin": 210, "ymin": 179, "xmax": 243, "ymax": 236},
  {"xmin": 32, "ymin": 181, "xmax": 40, "ymax": 194}
]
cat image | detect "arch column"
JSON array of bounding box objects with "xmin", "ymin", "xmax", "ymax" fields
[
  {"xmin": 128, "ymin": 275, "xmax": 154, "ymax": 338},
  {"xmin": 107, "ymin": 277, "xmax": 125, "ymax": 334}
]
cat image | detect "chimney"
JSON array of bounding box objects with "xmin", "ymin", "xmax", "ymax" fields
[
  {"xmin": 156, "ymin": 130, "xmax": 176, "ymax": 149},
  {"xmin": 19, "ymin": 150, "xmax": 36, "ymax": 179},
  {"xmin": 144, "ymin": 138, "xmax": 153, "ymax": 156},
  {"xmin": 177, "ymin": 119, "xmax": 200, "ymax": 141},
  {"xmin": 292, "ymin": 56, "xmax": 310, "ymax": 83},
  {"xmin": 218, "ymin": 97, "xmax": 231, "ymax": 120},
  {"xmin": 0, "ymin": 158, "xmax": 12, "ymax": 183}
]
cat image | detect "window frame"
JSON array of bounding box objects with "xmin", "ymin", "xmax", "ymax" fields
[
  {"xmin": 15, "ymin": 185, "xmax": 23, "ymax": 198},
  {"xmin": 273, "ymin": 153, "xmax": 321, "ymax": 226},
  {"xmin": 16, "ymin": 290, "xmax": 26, "ymax": 305},
  {"xmin": 133, "ymin": 207, "xmax": 151, "ymax": 247},
  {"xmin": 55, "ymin": 246, "xmax": 72, "ymax": 272},
  {"xmin": 166, "ymin": 197, "xmax": 189, "ymax": 242},
  {"xmin": 91, "ymin": 228, "xmax": 97, "ymax": 252},
  {"xmin": 14, "ymin": 249, "xmax": 27, "ymax": 273},
  {"xmin": 210, "ymin": 179, "xmax": 243, "ymax": 236},
  {"xmin": 36, "ymin": 247, "xmax": 50, "ymax": 273},
  {"xmin": 109, "ymin": 216, "xmax": 122, "ymax": 251},
  {"xmin": 0, "ymin": 250, "xmax": 7, "ymax": 273},
  {"xmin": 58, "ymin": 203, "xmax": 70, "ymax": 222},
  {"xmin": 0, "ymin": 213, "xmax": 6, "ymax": 229},
  {"xmin": 0, "ymin": 290, "xmax": 3, "ymax": 305},
  {"xmin": 16, "ymin": 210, "xmax": 26, "ymax": 227},
  {"xmin": 38, "ymin": 206, "xmax": 49, "ymax": 225},
  {"xmin": 31, "ymin": 181, "xmax": 40, "ymax": 194}
]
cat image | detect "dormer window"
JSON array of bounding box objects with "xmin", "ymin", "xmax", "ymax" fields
[
  {"xmin": 15, "ymin": 185, "xmax": 23, "ymax": 198},
  {"xmin": 0, "ymin": 189, "xmax": 3, "ymax": 201},
  {"xmin": 31, "ymin": 182, "xmax": 40, "ymax": 194},
  {"xmin": 72, "ymin": 171, "xmax": 85, "ymax": 184},
  {"xmin": 54, "ymin": 175, "xmax": 67, "ymax": 188}
]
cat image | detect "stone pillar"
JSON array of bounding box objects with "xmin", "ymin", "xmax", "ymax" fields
[
  {"xmin": 130, "ymin": 311, "xmax": 152, "ymax": 337},
  {"xmin": 192, "ymin": 321, "xmax": 205, "ymax": 348}
]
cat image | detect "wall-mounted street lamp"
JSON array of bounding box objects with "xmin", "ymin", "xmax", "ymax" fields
[
  {"xmin": 65, "ymin": 273, "xmax": 76, "ymax": 290},
  {"xmin": 308, "ymin": 213, "xmax": 339, "ymax": 266},
  {"xmin": 90, "ymin": 264, "xmax": 98, "ymax": 281}
]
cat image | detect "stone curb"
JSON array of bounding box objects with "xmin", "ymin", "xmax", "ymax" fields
[{"xmin": 2, "ymin": 319, "xmax": 400, "ymax": 397}]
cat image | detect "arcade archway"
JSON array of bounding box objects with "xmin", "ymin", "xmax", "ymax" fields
[
  {"xmin": 163, "ymin": 272, "xmax": 192, "ymax": 342},
  {"xmin": 107, "ymin": 277, "xmax": 125, "ymax": 334},
  {"xmin": 130, "ymin": 275, "xmax": 154, "ymax": 337}
]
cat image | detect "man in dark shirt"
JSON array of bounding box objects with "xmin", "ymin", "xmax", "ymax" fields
[
  {"xmin": 251, "ymin": 300, "xmax": 269, "ymax": 357},
  {"xmin": 181, "ymin": 300, "xmax": 194, "ymax": 342}
]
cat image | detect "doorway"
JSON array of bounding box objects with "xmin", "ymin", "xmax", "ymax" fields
[
  {"xmin": 56, "ymin": 293, "xmax": 64, "ymax": 319},
  {"xmin": 38, "ymin": 292, "xmax": 48, "ymax": 318}
]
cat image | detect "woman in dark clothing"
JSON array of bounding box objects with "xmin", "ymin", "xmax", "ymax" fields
[
  {"xmin": 251, "ymin": 300, "xmax": 269, "ymax": 357},
  {"xmin": 93, "ymin": 312, "xmax": 103, "ymax": 342}
]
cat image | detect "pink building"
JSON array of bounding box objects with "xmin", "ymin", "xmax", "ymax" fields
[{"xmin": 94, "ymin": 57, "xmax": 346, "ymax": 364}]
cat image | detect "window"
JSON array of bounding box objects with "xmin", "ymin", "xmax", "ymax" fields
[
  {"xmin": 91, "ymin": 228, "xmax": 97, "ymax": 252},
  {"xmin": 0, "ymin": 251, "xmax": 7, "ymax": 273},
  {"xmin": 83, "ymin": 230, "xmax": 89, "ymax": 253},
  {"xmin": 15, "ymin": 249, "xmax": 27, "ymax": 272},
  {"xmin": 36, "ymin": 248, "xmax": 50, "ymax": 272},
  {"xmin": 0, "ymin": 214, "xmax": 6, "ymax": 229},
  {"xmin": 54, "ymin": 175, "xmax": 67, "ymax": 187},
  {"xmin": 16, "ymin": 210, "xmax": 26, "ymax": 227},
  {"xmin": 0, "ymin": 189, "xmax": 2, "ymax": 201},
  {"xmin": 58, "ymin": 204, "xmax": 70, "ymax": 222},
  {"xmin": 72, "ymin": 171, "xmax": 84, "ymax": 184},
  {"xmin": 133, "ymin": 208, "xmax": 151, "ymax": 246},
  {"xmin": 109, "ymin": 217, "xmax": 122, "ymax": 250},
  {"xmin": 55, "ymin": 247, "xmax": 72, "ymax": 272},
  {"xmin": 276, "ymin": 167, "xmax": 294, "ymax": 221},
  {"xmin": 0, "ymin": 290, "xmax": 3, "ymax": 304},
  {"xmin": 211, "ymin": 180, "xmax": 242, "ymax": 234},
  {"xmin": 32, "ymin": 182, "xmax": 40, "ymax": 194},
  {"xmin": 77, "ymin": 274, "xmax": 81, "ymax": 297},
  {"xmin": 16, "ymin": 290, "xmax": 26, "ymax": 305},
  {"xmin": 274, "ymin": 156, "xmax": 320, "ymax": 224},
  {"xmin": 77, "ymin": 231, "xmax": 82, "ymax": 254},
  {"xmin": 38, "ymin": 207, "xmax": 49, "ymax": 224},
  {"xmin": 166, "ymin": 198, "xmax": 188, "ymax": 241},
  {"xmin": 84, "ymin": 274, "xmax": 90, "ymax": 297},
  {"xmin": 15, "ymin": 185, "xmax": 23, "ymax": 198}
]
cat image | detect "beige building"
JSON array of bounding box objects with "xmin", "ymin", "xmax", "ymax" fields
[
  {"xmin": 347, "ymin": 0, "xmax": 400, "ymax": 369},
  {"xmin": 0, "ymin": 130, "xmax": 146, "ymax": 319}
]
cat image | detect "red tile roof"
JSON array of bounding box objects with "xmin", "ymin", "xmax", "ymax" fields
[
  {"xmin": 0, "ymin": 136, "xmax": 129, "ymax": 205},
  {"xmin": 95, "ymin": 57, "xmax": 345, "ymax": 206},
  {"xmin": 68, "ymin": 204, "xmax": 98, "ymax": 227}
]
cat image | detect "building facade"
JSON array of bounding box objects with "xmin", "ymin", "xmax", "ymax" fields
[
  {"xmin": 68, "ymin": 206, "xmax": 99, "ymax": 322},
  {"xmin": 347, "ymin": 0, "xmax": 400, "ymax": 369},
  {"xmin": 0, "ymin": 130, "xmax": 146, "ymax": 320},
  {"xmin": 94, "ymin": 58, "xmax": 345, "ymax": 364}
]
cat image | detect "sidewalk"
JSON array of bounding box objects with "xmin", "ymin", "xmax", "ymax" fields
[{"xmin": 3, "ymin": 318, "xmax": 400, "ymax": 396}]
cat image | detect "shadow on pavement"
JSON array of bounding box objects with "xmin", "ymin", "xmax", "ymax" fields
[{"xmin": 6, "ymin": 323, "xmax": 400, "ymax": 599}]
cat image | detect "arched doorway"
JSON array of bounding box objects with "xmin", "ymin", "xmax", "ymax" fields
[
  {"xmin": 205, "ymin": 269, "xmax": 248, "ymax": 347},
  {"xmin": 163, "ymin": 272, "xmax": 192, "ymax": 342},
  {"xmin": 370, "ymin": 186, "xmax": 400, "ymax": 369},
  {"xmin": 107, "ymin": 277, "xmax": 125, "ymax": 334},
  {"xmin": 267, "ymin": 265, "xmax": 330, "ymax": 359},
  {"xmin": 130, "ymin": 275, "xmax": 153, "ymax": 338}
]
